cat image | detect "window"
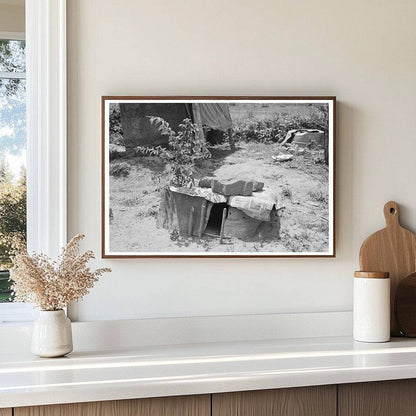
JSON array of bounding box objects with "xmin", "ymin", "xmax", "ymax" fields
[
  {"xmin": 0, "ymin": 33, "xmax": 26, "ymax": 306},
  {"xmin": 0, "ymin": 1, "xmax": 67, "ymax": 324}
]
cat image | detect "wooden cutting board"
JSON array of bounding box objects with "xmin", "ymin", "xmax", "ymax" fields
[
  {"xmin": 395, "ymin": 273, "xmax": 416, "ymax": 337},
  {"xmin": 359, "ymin": 201, "xmax": 416, "ymax": 335}
]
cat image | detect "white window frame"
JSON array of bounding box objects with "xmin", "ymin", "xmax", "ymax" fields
[{"xmin": 0, "ymin": 0, "xmax": 67, "ymax": 323}]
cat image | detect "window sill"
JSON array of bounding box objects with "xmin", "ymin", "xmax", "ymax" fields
[{"xmin": 0, "ymin": 303, "xmax": 35, "ymax": 324}]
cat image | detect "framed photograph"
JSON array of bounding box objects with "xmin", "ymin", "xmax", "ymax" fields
[{"xmin": 102, "ymin": 96, "xmax": 336, "ymax": 258}]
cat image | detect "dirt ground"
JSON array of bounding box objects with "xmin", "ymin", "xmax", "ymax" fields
[{"xmin": 109, "ymin": 141, "xmax": 330, "ymax": 254}]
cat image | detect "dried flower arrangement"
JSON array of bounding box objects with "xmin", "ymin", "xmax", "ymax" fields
[{"xmin": 10, "ymin": 234, "xmax": 111, "ymax": 311}]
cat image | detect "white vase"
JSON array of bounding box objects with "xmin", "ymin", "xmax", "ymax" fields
[{"xmin": 31, "ymin": 310, "xmax": 73, "ymax": 358}]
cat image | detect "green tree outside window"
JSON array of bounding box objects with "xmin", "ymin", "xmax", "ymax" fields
[{"xmin": 0, "ymin": 38, "xmax": 27, "ymax": 302}]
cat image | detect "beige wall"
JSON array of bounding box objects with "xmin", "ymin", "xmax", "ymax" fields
[
  {"xmin": 67, "ymin": 0, "xmax": 416, "ymax": 321},
  {"xmin": 0, "ymin": 4, "xmax": 24, "ymax": 33}
]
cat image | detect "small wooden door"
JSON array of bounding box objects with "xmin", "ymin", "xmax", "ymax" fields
[
  {"xmin": 338, "ymin": 379, "xmax": 416, "ymax": 416},
  {"xmin": 15, "ymin": 395, "xmax": 210, "ymax": 416},
  {"xmin": 0, "ymin": 409, "xmax": 12, "ymax": 416},
  {"xmin": 212, "ymin": 386, "xmax": 336, "ymax": 416}
]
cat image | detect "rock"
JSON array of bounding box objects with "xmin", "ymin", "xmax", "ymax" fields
[
  {"xmin": 212, "ymin": 179, "xmax": 253, "ymax": 197},
  {"xmin": 109, "ymin": 143, "xmax": 126, "ymax": 160},
  {"xmin": 272, "ymin": 154, "xmax": 293, "ymax": 162},
  {"xmin": 253, "ymin": 181, "xmax": 264, "ymax": 192},
  {"xmin": 200, "ymin": 178, "xmax": 263, "ymax": 195},
  {"xmin": 199, "ymin": 177, "xmax": 215, "ymax": 188}
]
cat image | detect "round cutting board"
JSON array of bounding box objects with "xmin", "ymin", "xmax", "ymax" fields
[{"xmin": 359, "ymin": 201, "xmax": 416, "ymax": 336}]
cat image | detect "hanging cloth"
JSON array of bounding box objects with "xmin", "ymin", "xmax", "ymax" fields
[{"xmin": 198, "ymin": 103, "xmax": 232, "ymax": 132}]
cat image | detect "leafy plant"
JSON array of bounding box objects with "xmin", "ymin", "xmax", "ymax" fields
[
  {"xmin": 136, "ymin": 117, "xmax": 211, "ymax": 187},
  {"xmin": 110, "ymin": 161, "xmax": 131, "ymax": 177}
]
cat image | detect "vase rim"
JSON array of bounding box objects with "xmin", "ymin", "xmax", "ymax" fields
[{"xmin": 39, "ymin": 309, "xmax": 65, "ymax": 313}]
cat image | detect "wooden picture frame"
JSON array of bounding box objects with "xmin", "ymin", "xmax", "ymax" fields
[{"xmin": 102, "ymin": 96, "xmax": 336, "ymax": 258}]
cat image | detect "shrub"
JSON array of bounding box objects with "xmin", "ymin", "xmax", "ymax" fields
[
  {"xmin": 109, "ymin": 104, "xmax": 124, "ymax": 146},
  {"xmin": 281, "ymin": 186, "xmax": 292, "ymax": 199},
  {"xmin": 136, "ymin": 117, "xmax": 211, "ymax": 188},
  {"xmin": 233, "ymin": 107, "xmax": 328, "ymax": 144},
  {"xmin": 110, "ymin": 161, "xmax": 131, "ymax": 177},
  {"xmin": 308, "ymin": 188, "xmax": 327, "ymax": 203}
]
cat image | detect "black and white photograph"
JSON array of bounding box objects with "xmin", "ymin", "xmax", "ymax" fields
[{"xmin": 102, "ymin": 97, "xmax": 335, "ymax": 257}]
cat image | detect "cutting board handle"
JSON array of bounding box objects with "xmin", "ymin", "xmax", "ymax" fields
[{"xmin": 384, "ymin": 201, "xmax": 400, "ymax": 228}]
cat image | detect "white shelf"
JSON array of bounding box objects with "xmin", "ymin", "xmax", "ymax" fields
[{"xmin": 2, "ymin": 335, "xmax": 416, "ymax": 408}]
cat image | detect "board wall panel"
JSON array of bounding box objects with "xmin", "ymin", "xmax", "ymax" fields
[
  {"xmin": 15, "ymin": 395, "xmax": 210, "ymax": 416},
  {"xmin": 212, "ymin": 385, "xmax": 336, "ymax": 416},
  {"xmin": 338, "ymin": 379, "xmax": 416, "ymax": 416}
]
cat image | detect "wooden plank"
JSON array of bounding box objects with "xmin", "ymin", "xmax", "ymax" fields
[
  {"xmin": 192, "ymin": 103, "xmax": 205, "ymax": 142},
  {"xmin": 187, "ymin": 206, "xmax": 195, "ymax": 236},
  {"xmin": 212, "ymin": 386, "xmax": 336, "ymax": 416},
  {"xmin": 338, "ymin": 380, "xmax": 416, "ymax": 416},
  {"xmin": 219, "ymin": 208, "xmax": 227, "ymax": 244},
  {"xmin": 198, "ymin": 200, "xmax": 208, "ymax": 238},
  {"xmin": 15, "ymin": 395, "xmax": 210, "ymax": 416},
  {"xmin": 0, "ymin": 409, "xmax": 12, "ymax": 416}
]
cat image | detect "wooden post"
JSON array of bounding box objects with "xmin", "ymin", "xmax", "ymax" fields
[
  {"xmin": 198, "ymin": 200, "xmax": 207, "ymax": 238},
  {"xmin": 324, "ymin": 128, "xmax": 329, "ymax": 165},
  {"xmin": 192, "ymin": 103, "xmax": 205, "ymax": 142},
  {"xmin": 188, "ymin": 206, "xmax": 194, "ymax": 237},
  {"xmin": 219, "ymin": 208, "xmax": 227, "ymax": 244}
]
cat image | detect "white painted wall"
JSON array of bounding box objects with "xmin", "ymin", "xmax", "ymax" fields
[{"xmin": 67, "ymin": 0, "xmax": 416, "ymax": 322}]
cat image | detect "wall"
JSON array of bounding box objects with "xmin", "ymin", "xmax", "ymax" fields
[
  {"xmin": 67, "ymin": 0, "xmax": 416, "ymax": 321},
  {"xmin": 0, "ymin": 3, "xmax": 24, "ymax": 33}
]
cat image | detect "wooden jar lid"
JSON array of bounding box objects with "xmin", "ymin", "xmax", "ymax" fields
[{"xmin": 354, "ymin": 271, "xmax": 390, "ymax": 279}]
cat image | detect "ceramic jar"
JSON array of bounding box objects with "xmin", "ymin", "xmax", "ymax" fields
[
  {"xmin": 353, "ymin": 271, "xmax": 390, "ymax": 343},
  {"xmin": 31, "ymin": 310, "xmax": 73, "ymax": 357}
]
